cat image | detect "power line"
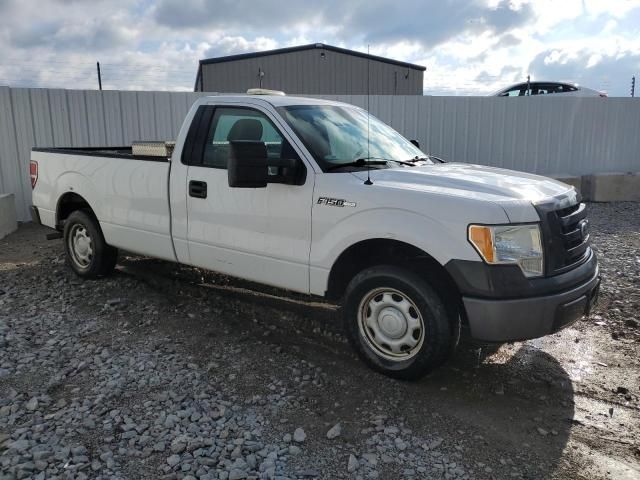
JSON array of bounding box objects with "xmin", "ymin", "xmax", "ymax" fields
[
  {"xmin": 0, "ymin": 71, "xmax": 198, "ymax": 82},
  {"xmin": 0, "ymin": 61, "xmax": 198, "ymax": 73},
  {"xmin": 0, "ymin": 65, "xmax": 197, "ymax": 76},
  {"xmin": 0, "ymin": 76, "xmax": 197, "ymax": 89},
  {"xmin": 0, "ymin": 57, "xmax": 199, "ymax": 68}
]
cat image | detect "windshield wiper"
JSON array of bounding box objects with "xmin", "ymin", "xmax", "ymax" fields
[
  {"xmin": 386, "ymin": 159, "xmax": 416, "ymax": 166},
  {"xmin": 327, "ymin": 157, "xmax": 414, "ymax": 171},
  {"xmin": 363, "ymin": 156, "xmax": 415, "ymax": 166},
  {"xmin": 407, "ymin": 155, "xmax": 444, "ymax": 164},
  {"xmin": 326, "ymin": 158, "xmax": 387, "ymax": 171}
]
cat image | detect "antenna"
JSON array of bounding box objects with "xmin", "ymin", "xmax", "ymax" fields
[
  {"xmin": 96, "ymin": 61, "xmax": 102, "ymax": 91},
  {"xmin": 364, "ymin": 44, "xmax": 373, "ymax": 185}
]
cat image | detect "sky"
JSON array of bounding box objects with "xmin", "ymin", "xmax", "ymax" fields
[{"xmin": 0, "ymin": 0, "xmax": 639, "ymax": 96}]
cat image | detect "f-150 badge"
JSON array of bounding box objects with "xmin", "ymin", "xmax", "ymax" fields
[{"xmin": 317, "ymin": 197, "xmax": 356, "ymax": 207}]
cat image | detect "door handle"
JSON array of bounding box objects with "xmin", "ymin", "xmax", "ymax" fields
[{"xmin": 189, "ymin": 180, "xmax": 207, "ymax": 199}]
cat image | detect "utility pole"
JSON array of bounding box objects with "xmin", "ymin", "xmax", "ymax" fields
[
  {"xmin": 96, "ymin": 62, "xmax": 102, "ymax": 91},
  {"xmin": 632, "ymin": 76, "xmax": 635, "ymax": 98}
]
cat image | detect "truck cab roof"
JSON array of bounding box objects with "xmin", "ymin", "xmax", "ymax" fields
[{"xmin": 197, "ymin": 94, "xmax": 352, "ymax": 108}]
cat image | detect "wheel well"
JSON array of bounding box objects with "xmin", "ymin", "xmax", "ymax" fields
[
  {"xmin": 326, "ymin": 239, "xmax": 463, "ymax": 314},
  {"xmin": 56, "ymin": 192, "xmax": 93, "ymax": 228}
]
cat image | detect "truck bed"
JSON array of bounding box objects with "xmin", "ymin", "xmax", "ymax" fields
[
  {"xmin": 31, "ymin": 146, "xmax": 175, "ymax": 262},
  {"xmin": 32, "ymin": 146, "xmax": 169, "ymax": 162}
]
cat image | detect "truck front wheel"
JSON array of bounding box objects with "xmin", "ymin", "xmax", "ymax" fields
[
  {"xmin": 343, "ymin": 265, "xmax": 453, "ymax": 380},
  {"xmin": 63, "ymin": 210, "xmax": 118, "ymax": 278}
]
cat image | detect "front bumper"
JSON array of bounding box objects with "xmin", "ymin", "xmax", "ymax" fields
[{"xmin": 446, "ymin": 250, "xmax": 600, "ymax": 342}]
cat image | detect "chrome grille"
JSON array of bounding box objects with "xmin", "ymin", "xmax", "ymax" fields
[
  {"xmin": 555, "ymin": 203, "xmax": 590, "ymax": 267},
  {"xmin": 536, "ymin": 201, "xmax": 591, "ymax": 275}
]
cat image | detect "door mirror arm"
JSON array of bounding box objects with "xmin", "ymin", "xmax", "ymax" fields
[
  {"xmin": 228, "ymin": 141, "xmax": 305, "ymax": 188},
  {"xmin": 266, "ymin": 158, "xmax": 306, "ymax": 185},
  {"xmin": 268, "ymin": 158, "xmax": 298, "ymax": 169}
]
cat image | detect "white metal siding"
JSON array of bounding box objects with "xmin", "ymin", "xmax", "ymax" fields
[
  {"xmin": 1, "ymin": 86, "xmax": 639, "ymax": 221},
  {"xmin": 315, "ymin": 94, "xmax": 640, "ymax": 176}
]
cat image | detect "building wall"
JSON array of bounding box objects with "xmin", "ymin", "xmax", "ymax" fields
[
  {"xmin": 1, "ymin": 86, "xmax": 639, "ymax": 220},
  {"xmin": 200, "ymin": 49, "xmax": 424, "ymax": 95}
]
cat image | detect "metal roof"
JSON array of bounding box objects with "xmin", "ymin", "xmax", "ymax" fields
[{"xmin": 199, "ymin": 43, "xmax": 427, "ymax": 71}]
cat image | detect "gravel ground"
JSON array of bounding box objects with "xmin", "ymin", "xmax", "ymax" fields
[{"xmin": 1, "ymin": 202, "xmax": 639, "ymax": 480}]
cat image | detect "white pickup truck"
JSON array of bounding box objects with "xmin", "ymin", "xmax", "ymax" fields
[{"xmin": 30, "ymin": 92, "xmax": 600, "ymax": 379}]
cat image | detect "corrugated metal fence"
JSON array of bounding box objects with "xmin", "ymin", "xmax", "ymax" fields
[
  {"xmin": 1, "ymin": 86, "xmax": 639, "ymax": 221},
  {"xmin": 0, "ymin": 87, "xmax": 209, "ymax": 221},
  {"xmin": 319, "ymin": 94, "xmax": 640, "ymax": 177}
]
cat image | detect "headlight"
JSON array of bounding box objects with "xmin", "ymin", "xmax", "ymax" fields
[{"xmin": 468, "ymin": 224, "xmax": 544, "ymax": 277}]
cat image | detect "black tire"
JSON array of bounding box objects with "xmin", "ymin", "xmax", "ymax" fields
[
  {"xmin": 343, "ymin": 265, "xmax": 453, "ymax": 380},
  {"xmin": 63, "ymin": 210, "xmax": 118, "ymax": 278}
]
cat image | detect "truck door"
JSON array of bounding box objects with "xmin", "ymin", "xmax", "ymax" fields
[{"xmin": 183, "ymin": 104, "xmax": 314, "ymax": 293}]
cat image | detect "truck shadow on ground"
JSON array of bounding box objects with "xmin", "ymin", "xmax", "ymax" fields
[
  {"xmin": 0, "ymin": 235, "xmax": 577, "ymax": 478},
  {"xmin": 114, "ymin": 254, "xmax": 576, "ymax": 478}
]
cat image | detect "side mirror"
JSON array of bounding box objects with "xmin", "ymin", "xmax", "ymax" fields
[
  {"xmin": 228, "ymin": 141, "xmax": 268, "ymax": 188},
  {"xmin": 410, "ymin": 139, "xmax": 420, "ymax": 149}
]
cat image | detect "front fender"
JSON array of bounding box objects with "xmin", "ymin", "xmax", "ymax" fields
[
  {"xmin": 313, "ymin": 207, "xmax": 479, "ymax": 268},
  {"xmin": 309, "ymin": 207, "xmax": 496, "ymax": 296}
]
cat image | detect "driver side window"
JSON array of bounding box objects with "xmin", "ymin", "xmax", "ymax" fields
[{"xmin": 202, "ymin": 107, "xmax": 299, "ymax": 170}]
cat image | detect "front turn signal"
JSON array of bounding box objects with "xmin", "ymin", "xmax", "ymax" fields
[{"xmin": 468, "ymin": 225, "xmax": 495, "ymax": 263}]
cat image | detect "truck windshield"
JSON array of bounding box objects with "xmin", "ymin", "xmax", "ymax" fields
[{"xmin": 278, "ymin": 105, "xmax": 430, "ymax": 172}]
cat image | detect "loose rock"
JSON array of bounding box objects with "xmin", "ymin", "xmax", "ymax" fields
[
  {"xmin": 293, "ymin": 427, "xmax": 306, "ymax": 443},
  {"xmin": 347, "ymin": 454, "xmax": 359, "ymax": 473},
  {"xmin": 327, "ymin": 423, "xmax": 342, "ymax": 439}
]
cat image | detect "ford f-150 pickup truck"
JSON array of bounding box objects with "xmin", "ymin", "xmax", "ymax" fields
[{"xmin": 30, "ymin": 92, "xmax": 600, "ymax": 379}]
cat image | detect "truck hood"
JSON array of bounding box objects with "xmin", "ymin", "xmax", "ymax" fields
[{"xmin": 352, "ymin": 163, "xmax": 574, "ymax": 203}]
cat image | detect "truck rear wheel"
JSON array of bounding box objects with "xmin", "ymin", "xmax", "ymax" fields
[
  {"xmin": 343, "ymin": 265, "xmax": 452, "ymax": 380},
  {"xmin": 63, "ymin": 210, "xmax": 118, "ymax": 278}
]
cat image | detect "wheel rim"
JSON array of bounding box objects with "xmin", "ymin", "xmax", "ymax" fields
[
  {"xmin": 357, "ymin": 287, "xmax": 425, "ymax": 362},
  {"xmin": 68, "ymin": 223, "xmax": 93, "ymax": 269}
]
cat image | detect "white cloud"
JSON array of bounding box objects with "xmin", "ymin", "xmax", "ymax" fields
[
  {"xmin": 0, "ymin": 0, "xmax": 638, "ymax": 95},
  {"xmin": 203, "ymin": 36, "xmax": 279, "ymax": 59}
]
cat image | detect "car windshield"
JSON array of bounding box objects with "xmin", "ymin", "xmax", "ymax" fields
[{"xmin": 277, "ymin": 105, "xmax": 430, "ymax": 171}]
